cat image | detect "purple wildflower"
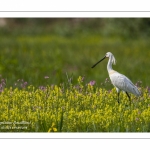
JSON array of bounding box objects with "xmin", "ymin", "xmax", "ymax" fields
[
  {"xmin": 39, "ymin": 86, "xmax": 46, "ymax": 91},
  {"xmin": 24, "ymin": 82, "xmax": 28, "ymax": 85},
  {"xmin": 0, "ymin": 78, "xmax": 6, "ymax": 92},
  {"xmin": 16, "ymin": 79, "xmax": 28, "ymax": 89},
  {"xmin": 89, "ymin": 80, "xmax": 96, "ymax": 86}
]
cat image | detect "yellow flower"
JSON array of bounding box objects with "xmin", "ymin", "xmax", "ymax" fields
[
  {"xmin": 48, "ymin": 123, "xmax": 57, "ymax": 132},
  {"xmin": 137, "ymin": 128, "xmax": 140, "ymax": 131}
]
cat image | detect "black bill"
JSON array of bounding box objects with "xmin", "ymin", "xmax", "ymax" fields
[{"xmin": 91, "ymin": 56, "xmax": 106, "ymax": 68}]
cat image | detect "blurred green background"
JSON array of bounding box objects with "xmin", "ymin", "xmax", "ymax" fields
[{"xmin": 0, "ymin": 18, "xmax": 150, "ymax": 88}]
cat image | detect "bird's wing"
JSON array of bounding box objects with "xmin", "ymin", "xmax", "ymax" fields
[{"xmin": 110, "ymin": 72, "xmax": 140, "ymax": 96}]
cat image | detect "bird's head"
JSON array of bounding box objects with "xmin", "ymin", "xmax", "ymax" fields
[
  {"xmin": 105, "ymin": 52, "xmax": 112, "ymax": 58},
  {"xmin": 105, "ymin": 52, "xmax": 116, "ymax": 65}
]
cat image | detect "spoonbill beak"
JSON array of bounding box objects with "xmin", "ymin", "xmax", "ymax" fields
[{"xmin": 91, "ymin": 56, "xmax": 106, "ymax": 68}]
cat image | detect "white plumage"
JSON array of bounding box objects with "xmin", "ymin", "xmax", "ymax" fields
[{"xmin": 92, "ymin": 52, "xmax": 140, "ymax": 103}]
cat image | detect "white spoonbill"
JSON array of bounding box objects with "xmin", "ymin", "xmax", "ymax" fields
[{"xmin": 91, "ymin": 52, "xmax": 141, "ymax": 103}]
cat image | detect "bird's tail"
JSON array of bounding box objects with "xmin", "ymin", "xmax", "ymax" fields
[{"xmin": 134, "ymin": 86, "xmax": 141, "ymax": 96}]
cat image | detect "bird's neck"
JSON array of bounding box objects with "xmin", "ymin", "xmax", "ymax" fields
[{"xmin": 107, "ymin": 57, "xmax": 113, "ymax": 72}]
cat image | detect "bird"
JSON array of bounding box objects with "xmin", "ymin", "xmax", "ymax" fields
[{"xmin": 91, "ymin": 52, "xmax": 141, "ymax": 103}]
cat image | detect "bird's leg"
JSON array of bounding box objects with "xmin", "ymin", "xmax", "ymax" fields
[
  {"xmin": 126, "ymin": 92, "xmax": 131, "ymax": 104},
  {"xmin": 116, "ymin": 88, "xmax": 120, "ymax": 103},
  {"xmin": 117, "ymin": 92, "xmax": 120, "ymax": 103}
]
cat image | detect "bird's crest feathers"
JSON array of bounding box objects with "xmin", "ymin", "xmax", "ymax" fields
[
  {"xmin": 106, "ymin": 52, "xmax": 116, "ymax": 65},
  {"xmin": 111, "ymin": 54, "xmax": 116, "ymax": 65}
]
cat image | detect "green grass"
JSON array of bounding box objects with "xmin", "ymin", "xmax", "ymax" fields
[{"xmin": 0, "ymin": 25, "xmax": 150, "ymax": 89}]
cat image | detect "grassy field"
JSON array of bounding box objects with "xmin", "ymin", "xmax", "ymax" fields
[
  {"xmin": 0, "ymin": 19, "xmax": 150, "ymax": 132},
  {"xmin": 0, "ymin": 77, "xmax": 149, "ymax": 132},
  {"xmin": 0, "ymin": 28, "xmax": 150, "ymax": 88}
]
